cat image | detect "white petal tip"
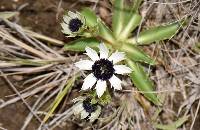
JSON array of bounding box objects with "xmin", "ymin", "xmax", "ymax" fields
[
  {"xmin": 81, "ymin": 110, "xmax": 89, "ymax": 119},
  {"xmin": 109, "ymin": 75, "xmax": 122, "ymax": 90},
  {"xmin": 74, "ymin": 60, "xmax": 93, "ymax": 70},
  {"xmin": 96, "ymin": 80, "xmax": 107, "ymax": 98},
  {"xmin": 85, "ymin": 46, "xmax": 99, "ymax": 61},
  {"xmin": 114, "ymin": 65, "xmax": 132, "ymax": 74},
  {"xmin": 99, "ymin": 43, "xmax": 109, "ymax": 59},
  {"xmin": 81, "ymin": 73, "xmax": 97, "ymax": 90}
]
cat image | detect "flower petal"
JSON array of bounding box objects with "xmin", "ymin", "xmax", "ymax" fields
[
  {"xmin": 114, "ymin": 65, "xmax": 132, "ymax": 74},
  {"xmin": 89, "ymin": 106, "xmax": 101, "ymax": 122},
  {"xmin": 63, "ymin": 15, "xmax": 70, "ymax": 24},
  {"xmin": 68, "ymin": 11, "xmax": 77, "ymax": 18},
  {"xmin": 99, "ymin": 43, "xmax": 109, "ymax": 59},
  {"xmin": 81, "ymin": 110, "xmax": 89, "ymax": 119},
  {"xmin": 75, "ymin": 60, "xmax": 94, "ymax": 70},
  {"xmin": 96, "ymin": 80, "xmax": 107, "ymax": 97},
  {"xmin": 82, "ymin": 73, "xmax": 97, "ymax": 90},
  {"xmin": 76, "ymin": 11, "xmax": 84, "ymax": 21},
  {"xmin": 73, "ymin": 102, "xmax": 84, "ymax": 115},
  {"xmin": 85, "ymin": 47, "xmax": 99, "ymax": 61},
  {"xmin": 72, "ymin": 97, "xmax": 85, "ymax": 103},
  {"xmin": 109, "ymin": 75, "xmax": 122, "ymax": 90},
  {"xmin": 61, "ymin": 23, "xmax": 70, "ymax": 34},
  {"xmin": 108, "ymin": 51, "xmax": 125, "ymax": 64}
]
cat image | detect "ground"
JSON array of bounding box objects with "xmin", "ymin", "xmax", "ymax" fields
[
  {"xmin": 0, "ymin": 0, "xmax": 80, "ymax": 129},
  {"xmin": 0, "ymin": 0, "xmax": 200, "ymax": 130}
]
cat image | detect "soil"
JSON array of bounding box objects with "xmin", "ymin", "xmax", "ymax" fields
[
  {"xmin": 0, "ymin": 0, "xmax": 85, "ymax": 129},
  {"xmin": 0, "ymin": 0, "xmax": 200, "ymax": 130}
]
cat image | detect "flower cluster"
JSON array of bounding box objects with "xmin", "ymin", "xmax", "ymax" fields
[
  {"xmin": 60, "ymin": 0, "xmax": 183, "ymax": 122},
  {"xmin": 75, "ymin": 43, "xmax": 132, "ymax": 97},
  {"xmin": 61, "ymin": 11, "xmax": 132, "ymax": 123},
  {"xmin": 61, "ymin": 11, "xmax": 85, "ymax": 37},
  {"xmin": 72, "ymin": 43, "xmax": 132, "ymax": 122},
  {"xmin": 73, "ymin": 97, "xmax": 101, "ymax": 122}
]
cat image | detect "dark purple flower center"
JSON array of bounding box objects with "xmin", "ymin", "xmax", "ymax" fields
[
  {"xmin": 82, "ymin": 99, "xmax": 97, "ymax": 114},
  {"xmin": 68, "ymin": 18, "xmax": 83, "ymax": 32},
  {"xmin": 92, "ymin": 58, "xmax": 115, "ymax": 80}
]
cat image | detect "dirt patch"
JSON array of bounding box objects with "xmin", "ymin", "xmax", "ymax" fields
[
  {"xmin": 0, "ymin": 0, "xmax": 86, "ymax": 40},
  {"xmin": 0, "ymin": 0, "xmax": 84, "ymax": 129},
  {"xmin": 1, "ymin": 0, "xmax": 200, "ymax": 130}
]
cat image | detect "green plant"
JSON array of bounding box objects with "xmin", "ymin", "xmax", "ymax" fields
[{"xmin": 62, "ymin": 0, "xmax": 186, "ymax": 106}]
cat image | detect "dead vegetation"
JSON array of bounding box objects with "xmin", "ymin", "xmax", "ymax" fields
[{"xmin": 0, "ymin": 0, "xmax": 200, "ymax": 130}]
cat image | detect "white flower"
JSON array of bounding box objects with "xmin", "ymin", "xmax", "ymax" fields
[
  {"xmin": 61, "ymin": 11, "xmax": 85, "ymax": 37},
  {"xmin": 72, "ymin": 97, "xmax": 101, "ymax": 122},
  {"xmin": 75, "ymin": 43, "xmax": 132, "ymax": 97}
]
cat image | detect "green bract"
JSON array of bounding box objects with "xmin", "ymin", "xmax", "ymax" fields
[
  {"xmin": 64, "ymin": 0, "xmax": 186, "ymax": 105},
  {"xmin": 64, "ymin": 38, "xmax": 100, "ymax": 51},
  {"xmin": 81, "ymin": 8, "xmax": 97, "ymax": 27}
]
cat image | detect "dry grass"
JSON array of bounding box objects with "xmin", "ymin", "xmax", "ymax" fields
[{"xmin": 0, "ymin": 0, "xmax": 200, "ymax": 130}]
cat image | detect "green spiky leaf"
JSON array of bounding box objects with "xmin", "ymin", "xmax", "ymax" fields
[
  {"xmin": 112, "ymin": 0, "xmax": 124, "ymax": 37},
  {"xmin": 121, "ymin": 43, "xmax": 156, "ymax": 65},
  {"xmin": 81, "ymin": 8, "xmax": 97, "ymax": 27},
  {"xmin": 127, "ymin": 20, "xmax": 186, "ymax": 45},
  {"xmin": 127, "ymin": 59, "xmax": 161, "ymax": 105},
  {"xmin": 64, "ymin": 37, "xmax": 100, "ymax": 51},
  {"xmin": 98, "ymin": 19, "xmax": 115, "ymax": 43},
  {"xmin": 119, "ymin": 12, "xmax": 142, "ymax": 40},
  {"xmin": 132, "ymin": 0, "xmax": 143, "ymax": 12},
  {"xmin": 122, "ymin": 0, "xmax": 142, "ymax": 27}
]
